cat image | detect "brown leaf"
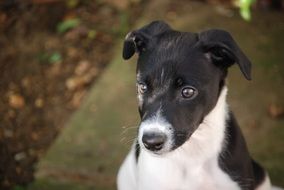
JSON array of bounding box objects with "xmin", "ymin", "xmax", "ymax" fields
[
  {"xmin": 268, "ymin": 103, "xmax": 284, "ymax": 119},
  {"xmin": 31, "ymin": 132, "xmax": 39, "ymax": 141},
  {"xmin": 35, "ymin": 98, "xmax": 44, "ymax": 108},
  {"xmin": 9, "ymin": 94, "xmax": 25, "ymax": 109},
  {"xmin": 21, "ymin": 77, "xmax": 31, "ymax": 89},
  {"xmin": 66, "ymin": 77, "xmax": 85, "ymax": 91},
  {"xmin": 64, "ymin": 26, "xmax": 88, "ymax": 41},
  {"xmin": 70, "ymin": 90, "xmax": 86, "ymax": 108},
  {"xmin": 0, "ymin": 13, "xmax": 7, "ymax": 24},
  {"xmin": 66, "ymin": 68, "xmax": 97, "ymax": 91},
  {"xmin": 75, "ymin": 60, "xmax": 91, "ymax": 76},
  {"xmin": 67, "ymin": 47, "xmax": 81, "ymax": 59}
]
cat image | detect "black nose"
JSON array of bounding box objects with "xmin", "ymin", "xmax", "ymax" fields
[{"xmin": 142, "ymin": 132, "xmax": 167, "ymax": 151}]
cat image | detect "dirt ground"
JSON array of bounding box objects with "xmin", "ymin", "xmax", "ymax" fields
[
  {"xmin": 0, "ymin": 0, "xmax": 145, "ymax": 189},
  {"xmin": 0, "ymin": 0, "xmax": 283, "ymax": 190}
]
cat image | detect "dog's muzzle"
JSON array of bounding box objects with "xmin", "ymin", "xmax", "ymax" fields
[
  {"xmin": 138, "ymin": 116, "xmax": 173, "ymax": 154},
  {"xmin": 142, "ymin": 132, "xmax": 167, "ymax": 151}
]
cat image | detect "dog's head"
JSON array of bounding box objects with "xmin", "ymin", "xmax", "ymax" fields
[{"xmin": 123, "ymin": 21, "xmax": 251, "ymax": 154}]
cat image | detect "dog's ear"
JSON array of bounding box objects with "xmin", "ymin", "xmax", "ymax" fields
[
  {"xmin": 123, "ymin": 20, "xmax": 171, "ymax": 60},
  {"xmin": 199, "ymin": 29, "xmax": 252, "ymax": 80}
]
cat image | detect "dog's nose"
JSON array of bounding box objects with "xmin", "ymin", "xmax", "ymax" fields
[{"xmin": 142, "ymin": 132, "xmax": 167, "ymax": 151}]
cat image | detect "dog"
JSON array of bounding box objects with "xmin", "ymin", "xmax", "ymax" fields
[{"xmin": 117, "ymin": 21, "xmax": 275, "ymax": 190}]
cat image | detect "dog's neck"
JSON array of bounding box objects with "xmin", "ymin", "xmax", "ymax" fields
[{"xmin": 160, "ymin": 86, "xmax": 229, "ymax": 165}]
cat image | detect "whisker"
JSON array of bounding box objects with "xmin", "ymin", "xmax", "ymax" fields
[{"xmin": 121, "ymin": 125, "xmax": 138, "ymax": 129}]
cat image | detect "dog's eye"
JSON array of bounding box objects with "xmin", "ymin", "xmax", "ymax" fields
[
  {"xmin": 138, "ymin": 83, "xmax": 148, "ymax": 94},
  {"xmin": 181, "ymin": 87, "xmax": 197, "ymax": 99}
]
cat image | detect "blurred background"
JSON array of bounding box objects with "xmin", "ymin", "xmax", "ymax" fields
[{"xmin": 0, "ymin": 0, "xmax": 283, "ymax": 189}]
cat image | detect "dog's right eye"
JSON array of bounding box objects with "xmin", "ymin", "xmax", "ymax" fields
[
  {"xmin": 138, "ymin": 83, "xmax": 148, "ymax": 94},
  {"xmin": 181, "ymin": 86, "xmax": 198, "ymax": 99}
]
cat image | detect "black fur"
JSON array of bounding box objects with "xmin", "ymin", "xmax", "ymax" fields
[
  {"xmin": 198, "ymin": 29, "xmax": 252, "ymax": 80},
  {"xmin": 135, "ymin": 140, "xmax": 140, "ymax": 162},
  {"xmin": 219, "ymin": 111, "xmax": 265, "ymax": 189}
]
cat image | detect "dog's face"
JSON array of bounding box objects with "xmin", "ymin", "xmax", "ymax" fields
[
  {"xmin": 135, "ymin": 34, "xmax": 224, "ymax": 153},
  {"xmin": 123, "ymin": 21, "xmax": 251, "ymax": 154}
]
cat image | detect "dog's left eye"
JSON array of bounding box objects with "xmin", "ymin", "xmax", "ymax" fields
[
  {"xmin": 138, "ymin": 83, "xmax": 148, "ymax": 94},
  {"xmin": 181, "ymin": 87, "xmax": 197, "ymax": 99}
]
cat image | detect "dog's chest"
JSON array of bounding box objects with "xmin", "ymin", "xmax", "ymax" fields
[{"xmin": 137, "ymin": 150, "xmax": 240, "ymax": 190}]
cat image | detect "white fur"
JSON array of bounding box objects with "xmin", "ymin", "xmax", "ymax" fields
[
  {"xmin": 256, "ymin": 174, "xmax": 271, "ymax": 190},
  {"xmin": 138, "ymin": 108, "xmax": 173, "ymax": 154},
  {"xmin": 117, "ymin": 87, "xmax": 274, "ymax": 190},
  {"xmin": 117, "ymin": 144, "xmax": 137, "ymax": 190},
  {"xmin": 256, "ymin": 174, "xmax": 284, "ymax": 190},
  {"xmin": 272, "ymin": 187, "xmax": 284, "ymax": 190}
]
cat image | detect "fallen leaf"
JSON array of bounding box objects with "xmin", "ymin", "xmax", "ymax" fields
[
  {"xmin": 0, "ymin": 13, "xmax": 7, "ymax": 24},
  {"xmin": 71, "ymin": 90, "xmax": 86, "ymax": 108},
  {"xmin": 9, "ymin": 94, "xmax": 25, "ymax": 109},
  {"xmin": 31, "ymin": 132, "xmax": 39, "ymax": 141},
  {"xmin": 35, "ymin": 98, "xmax": 44, "ymax": 108},
  {"xmin": 268, "ymin": 103, "xmax": 284, "ymax": 119},
  {"xmin": 75, "ymin": 60, "xmax": 91, "ymax": 76},
  {"xmin": 21, "ymin": 77, "xmax": 31, "ymax": 89},
  {"xmin": 66, "ymin": 69, "xmax": 97, "ymax": 91},
  {"xmin": 67, "ymin": 47, "xmax": 80, "ymax": 59},
  {"xmin": 66, "ymin": 77, "xmax": 84, "ymax": 91},
  {"xmin": 14, "ymin": 152, "xmax": 27, "ymax": 161},
  {"xmin": 64, "ymin": 26, "xmax": 88, "ymax": 40}
]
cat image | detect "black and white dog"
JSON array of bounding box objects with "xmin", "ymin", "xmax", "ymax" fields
[{"xmin": 117, "ymin": 21, "xmax": 276, "ymax": 190}]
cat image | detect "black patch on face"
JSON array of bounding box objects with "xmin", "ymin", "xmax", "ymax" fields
[
  {"xmin": 136, "ymin": 32, "xmax": 223, "ymax": 150},
  {"xmin": 173, "ymin": 131, "xmax": 188, "ymax": 149},
  {"xmin": 219, "ymin": 112, "xmax": 265, "ymax": 189}
]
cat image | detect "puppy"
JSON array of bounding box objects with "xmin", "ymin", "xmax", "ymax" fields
[{"xmin": 117, "ymin": 21, "xmax": 273, "ymax": 190}]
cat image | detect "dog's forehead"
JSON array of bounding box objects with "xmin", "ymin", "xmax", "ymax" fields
[
  {"xmin": 155, "ymin": 31, "xmax": 198, "ymax": 54},
  {"xmin": 137, "ymin": 31, "xmax": 213, "ymax": 83},
  {"xmin": 138, "ymin": 31, "xmax": 205, "ymax": 67}
]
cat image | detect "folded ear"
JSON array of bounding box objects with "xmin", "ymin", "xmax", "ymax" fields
[
  {"xmin": 122, "ymin": 20, "xmax": 171, "ymax": 60},
  {"xmin": 199, "ymin": 29, "xmax": 252, "ymax": 80}
]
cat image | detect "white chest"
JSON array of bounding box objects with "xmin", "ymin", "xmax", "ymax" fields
[
  {"xmin": 118, "ymin": 87, "xmax": 241, "ymax": 190},
  {"xmin": 137, "ymin": 150, "xmax": 240, "ymax": 190}
]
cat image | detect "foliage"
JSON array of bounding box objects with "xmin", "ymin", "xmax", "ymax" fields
[
  {"xmin": 38, "ymin": 52, "xmax": 62, "ymax": 64},
  {"xmin": 56, "ymin": 18, "xmax": 80, "ymax": 34},
  {"xmin": 238, "ymin": 0, "xmax": 256, "ymax": 21}
]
